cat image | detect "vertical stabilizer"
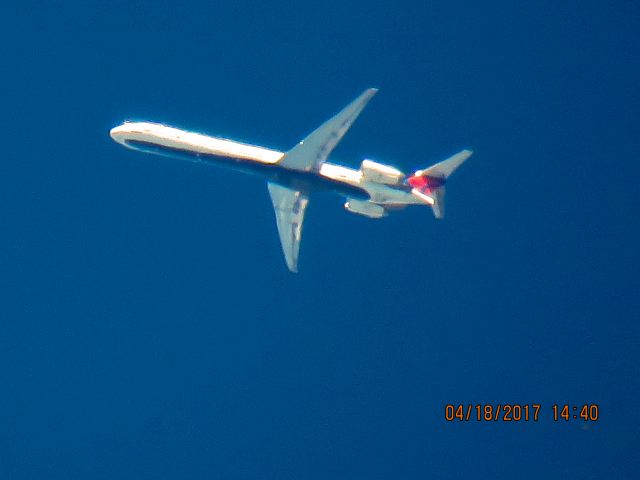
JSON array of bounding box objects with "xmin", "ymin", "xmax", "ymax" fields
[
  {"xmin": 407, "ymin": 149, "xmax": 472, "ymax": 219},
  {"xmin": 430, "ymin": 186, "xmax": 446, "ymax": 219}
]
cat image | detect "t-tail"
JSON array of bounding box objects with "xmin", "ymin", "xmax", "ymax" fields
[{"xmin": 407, "ymin": 149, "xmax": 472, "ymax": 218}]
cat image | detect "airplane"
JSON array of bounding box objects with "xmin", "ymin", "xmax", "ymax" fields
[{"xmin": 110, "ymin": 88, "xmax": 471, "ymax": 272}]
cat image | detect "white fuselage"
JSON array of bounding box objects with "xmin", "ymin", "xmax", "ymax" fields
[{"xmin": 109, "ymin": 121, "xmax": 426, "ymax": 206}]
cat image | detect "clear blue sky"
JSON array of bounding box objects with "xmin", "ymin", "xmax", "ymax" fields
[{"xmin": 0, "ymin": 1, "xmax": 638, "ymax": 478}]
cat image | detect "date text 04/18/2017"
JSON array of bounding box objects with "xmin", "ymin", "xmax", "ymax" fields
[{"xmin": 444, "ymin": 404, "xmax": 599, "ymax": 422}]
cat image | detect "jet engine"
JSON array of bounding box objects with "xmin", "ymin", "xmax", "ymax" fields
[
  {"xmin": 344, "ymin": 198, "xmax": 387, "ymax": 219},
  {"xmin": 359, "ymin": 159, "xmax": 405, "ymax": 185}
]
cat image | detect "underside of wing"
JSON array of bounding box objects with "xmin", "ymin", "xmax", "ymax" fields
[
  {"xmin": 278, "ymin": 88, "xmax": 378, "ymax": 172},
  {"xmin": 267, "ymin": 183, "xmax": 309, "ymax": 272}
]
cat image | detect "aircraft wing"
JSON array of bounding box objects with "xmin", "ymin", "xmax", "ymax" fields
[
  {"xmin": 268, "ymin": 183, "xmax": 309, "ymax": 272},
  {"xmin": 278, "ymin": 88, "xmax": 378, "ymax": 172}
]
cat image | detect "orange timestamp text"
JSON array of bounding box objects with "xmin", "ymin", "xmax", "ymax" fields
[
  {"xmin": 445, "ymin": 404, "xmax": 541, "ymax": 422},
  {"xmin": 445, "ymin": 404, "xmax": 600, "ymax": 422}
]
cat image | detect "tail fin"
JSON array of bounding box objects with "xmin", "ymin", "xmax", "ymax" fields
[{"xmin": 407, "ymin": 149, "xmax": 472, "ymax": 219}]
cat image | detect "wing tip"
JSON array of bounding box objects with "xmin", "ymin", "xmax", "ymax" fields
[
  {"xmin": 363, "ymin": 87, "xmax": 379, "ymax": 101},
  {"xmin": 285, "ymin": 257, "xmax": 299, "ymax": 272}
]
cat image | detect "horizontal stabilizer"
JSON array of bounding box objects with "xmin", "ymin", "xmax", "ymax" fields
[
  {"xmin": 415, "ymin": 149, "xmax": 472, "ymax": 179},
  {"xmin": 408, "ymin": 149, "xmax": 472, "ymax": 219},
  {"xmin": 278, "ymin": 88, "xmax": 378, "ymax": 172}
]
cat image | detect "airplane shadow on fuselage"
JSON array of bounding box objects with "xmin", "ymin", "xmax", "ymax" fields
[{"xmin": 125, "ymin": 139, "xmax": 371, "ymax": 200}]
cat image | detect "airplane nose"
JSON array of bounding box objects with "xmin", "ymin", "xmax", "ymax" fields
[
  {"xmin": 109, "ymin": 125, "xmax": 123, "ymax": 139},
  {"xmin": 109, "ymin": 124, "xmax": 130, "ymax": 145}
]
